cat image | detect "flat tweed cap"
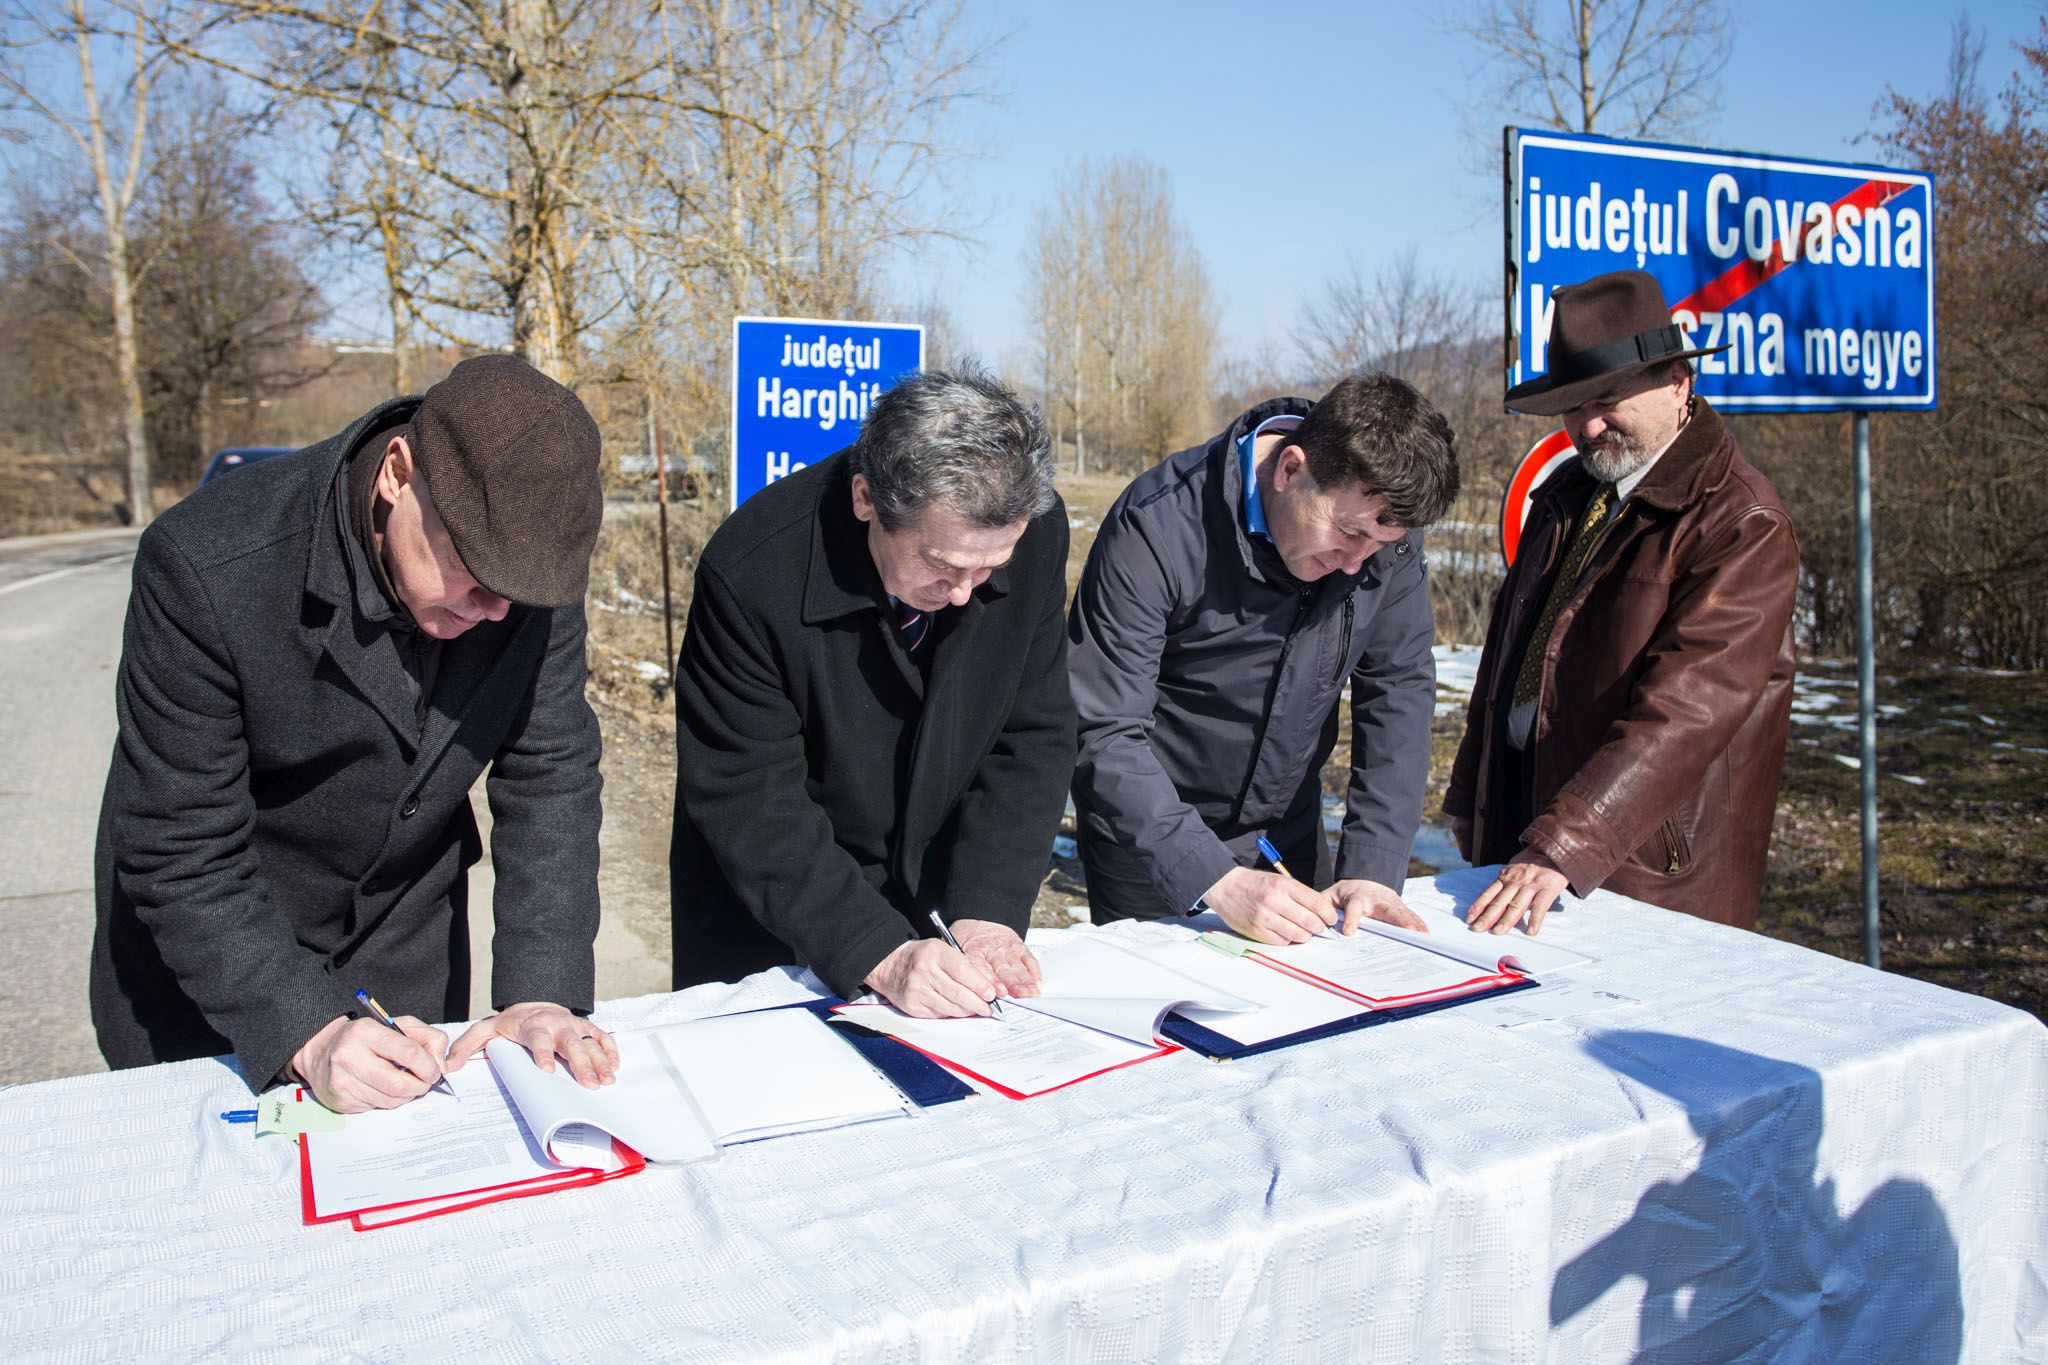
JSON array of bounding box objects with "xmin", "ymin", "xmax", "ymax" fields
[
  {"xmin": 410, "ymin": 354, "xmax": 602, "ymax": 608},
  {"xmin": 1504, "ymin": 269, "xmax": 1729, "ymax": 417}
]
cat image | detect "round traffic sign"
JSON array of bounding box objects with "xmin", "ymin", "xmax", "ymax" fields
[{"xmin": 1500, "ymin": 429, "xmax": 1578, "ymax": 567}]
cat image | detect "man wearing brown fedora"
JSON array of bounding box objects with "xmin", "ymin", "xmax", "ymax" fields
[
  {"xmin": 92, "ymin": 354, "xmax": 620, "ymax": 1111},
  {"xmin": 1444, "ymin": 270, "xmax": 1798, "ymax": 935}
]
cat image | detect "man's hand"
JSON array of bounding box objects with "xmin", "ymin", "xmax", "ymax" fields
[
  {"xmin": 866, "ymin": 939, "xmax": 1001, "ymax": 1018},
  {"xmin": 1451, "ymin": 816, "xmax": 1473, "ymax": 861},
  {"xmin": 1202, "ymin": 866, "xmax": 1335, "ymax": 945},
  {"xmin": 1465, "ymin": 851, "xmax": 1570, "ymax": 936},
  {"xmin": 948, "ymin": 919, "xmax": 1043, "ymax": 998},
  {"xmin": 1329, "ymin": 879, "xmax": 1428, "ymax": 935},
  {"xmin": 290, "ymin": 1013, "xmax": 450, "ymax": 1114},
  {"xmin": 446, "ymin": 1002, "xmax": 619, "ymax": 1087}
]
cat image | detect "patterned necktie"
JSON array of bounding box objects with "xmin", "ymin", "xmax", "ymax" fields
[
  {"xmin": 1512, "ymin": 482, "xmax": 1616, "ymax": 709},
  {"xmin": 897, "ymin": 601, "xmax": 930, "ymax": 653}
]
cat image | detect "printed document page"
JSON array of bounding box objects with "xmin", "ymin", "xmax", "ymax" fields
[
  {"xmin": 1141, "ymin": 939, "xmax": 1372, "ymax": 1046},
  {"xmin": 489, "ymin": 1007, "xmax": 913, "ymax": 1161},
  {"xmin": 833, "ymin": 1004, "xmax": 1168, "ymax": 1098},
  {"xmin": 1393, "ymin": 872, "xmax": 1594, "ymax": 975},
  {"xmin": 1010, "ymin": 934, "xmax": 1257, "ymax": 1043},
  {"xmin": 303, "ymin": 1061, "xmax": 573, "ymax": 1220},
  {"xmin": 1254, "ymin": 930, "xmax": 1510, "ymax": 1004}
]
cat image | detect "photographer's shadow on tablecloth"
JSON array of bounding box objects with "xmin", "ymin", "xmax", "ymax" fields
[{"xmin": 1550, "ymin": 1030, "xmax": 1962, "ymax": 1363}]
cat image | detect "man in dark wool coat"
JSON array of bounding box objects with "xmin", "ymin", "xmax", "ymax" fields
[
  {"xmin": 671, "ymin": 368, "xmax": 1075, "ymax": 1017},
  {"xmin": 92, "ymin": 354, "xmax": 621, "ymax": 1112},
  {"xmin": 1446, "ymin": 270, "xmax": 1799, "ymax": 937}
]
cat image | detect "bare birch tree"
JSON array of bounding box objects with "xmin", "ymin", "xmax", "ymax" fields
[
  {"xmin": 1451, "ymin": 0, "xmax": 1734, "ymax": 137},
  {"xmin": 1024, "ymin": 156, "xmax": 1216, "ymax": 475},
  {"xmin": 1, "ymin": 0, "xmax": 167, "ymax": 523}
]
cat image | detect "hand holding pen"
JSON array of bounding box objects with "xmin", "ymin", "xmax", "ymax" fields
[
  {"xmin": 286, "ymin": 996, "xmax": 457, "ymax": 1114},
  {"xmin": 355, "ymin": 990, "xmax": 459, "ymax": 1099},
  {"xmin": 927, "ymin": 911, "xmax": 1006, "ymax": 1018}
]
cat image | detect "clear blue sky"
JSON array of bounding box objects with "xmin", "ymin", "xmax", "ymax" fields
[{"xmin": 898, "ymin": 0, "xmax": 2043, "ymax": 377}]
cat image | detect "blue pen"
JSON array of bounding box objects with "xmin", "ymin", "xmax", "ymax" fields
[
  {"xmin": 1254, "ymin": 834, "xmax": 1295, "ymax": 882},
  {"xmin": 354, "ymin": 989, "xmax": 458, "ymax": 1099},
  {"xmin": 218, "ymin": 1109, "xmax": 257, "ymax": 1123}
]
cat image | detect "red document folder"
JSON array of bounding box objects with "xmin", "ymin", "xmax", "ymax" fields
[{"xmin": 293, "ymin": 1088, "xmax": 647, "ymax": 1232}]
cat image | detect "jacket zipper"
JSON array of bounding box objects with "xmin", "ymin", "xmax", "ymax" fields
[
  {"xmin": 1332, "ymin": 596, "xmax": 1353, "ymax": 684},
  {"xmin": 1661, "ymin": 818, "xmax": 1690, "ymax": 874}
]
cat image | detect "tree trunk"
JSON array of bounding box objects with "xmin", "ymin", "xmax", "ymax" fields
[
  {"xmin": 1577, "ymin": 0, "xmax": 1597, "ymax": 132},
  {"xmin": 73, "ymin": 0, "xmax": 153, "ymax": 526}
]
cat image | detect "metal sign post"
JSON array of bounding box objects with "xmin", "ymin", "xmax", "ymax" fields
[
  {"xmin": 1504, "ymin": 129, "xmax": 1938, "ymax": 959},
  {"xmin": 1855, "ymin": 414, "xmax": 1880, "ymax": 968}
]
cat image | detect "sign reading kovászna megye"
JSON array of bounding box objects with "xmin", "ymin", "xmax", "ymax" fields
[
  {"xmin": 1507, "ymin": 130, "xmax": 1936, "ymax": 411},
  {"xmin": 731, "ymin": 316, "xmax": 925, "ymax": 510}
]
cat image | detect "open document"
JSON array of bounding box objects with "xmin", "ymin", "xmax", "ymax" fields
[
  {"xmin": 300, "ymin": 1006, "xmax": 920, "ymax": 1230},
  {"xmin": 832, "ymin": 934, "xmax": 1258, "ymax": 1098}
]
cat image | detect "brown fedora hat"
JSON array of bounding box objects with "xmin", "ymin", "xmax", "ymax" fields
[{"xmin": 1504, "ymin": 269, "xmax": 1728, "ymax": 417}]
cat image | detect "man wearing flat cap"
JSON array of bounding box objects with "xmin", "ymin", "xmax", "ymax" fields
[
  {"xmin": 1445, "ymin": 270, "xmax": 1798, "ymax": 935},
  {"xmin": 92, "ymin": 354, "xmax": 620, "ymax": 1111}
]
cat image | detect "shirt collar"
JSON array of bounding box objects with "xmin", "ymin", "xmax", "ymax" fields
[
  {"xmin": 1614, "ymin": 423, "xmax": 1684, "ymax": 502},
  {"xmin": 1238, "ymin": 413, "xmax": 1303, "ymax": 540}
]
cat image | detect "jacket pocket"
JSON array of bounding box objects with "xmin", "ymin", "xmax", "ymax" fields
[{"xmin": 1658, "ymin": 817, "xmax": 1693, "ymax": 875}]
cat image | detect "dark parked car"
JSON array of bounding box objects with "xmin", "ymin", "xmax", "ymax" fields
[{"xmin": 199, "ymin": 445, "xmax": 298, "ymax": 485}]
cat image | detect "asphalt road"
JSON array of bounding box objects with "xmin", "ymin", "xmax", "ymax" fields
[
  {"xmin": 0, "ymin": 530, "xmax": 140, "ymax": 1086},
  {"xmin": 0, "ymin": 525, "xmax": 666, "ymax": 1090}
]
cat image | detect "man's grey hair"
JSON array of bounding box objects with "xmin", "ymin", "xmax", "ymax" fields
[{"xmin": 850, "ymin": 366, "xmax": 1056, "ymax": 531}]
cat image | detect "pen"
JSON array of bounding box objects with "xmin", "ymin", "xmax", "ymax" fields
[
  {"xmin": 1257, "ymin": 834, "xmax": 1337, "ymax": 938},
  {"xmin": 1254, "ymin": 834, "xmax": 1295, "ymax": 882},
  {"xmin": 354, "ymin": 989, "xmax": 458, "ymax": 1098},
  {"xmin": 925, "ymin": 910, "xmax": 1006, "ymax": 1018},
  {"xmin": 218, "ymin": 1109, "xmax": 257, "ymax": 1123}
]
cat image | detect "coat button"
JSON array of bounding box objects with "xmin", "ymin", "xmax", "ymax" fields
[{"xmin": 400, "ymin": 797, "xmax": 420, "ymax": 818}]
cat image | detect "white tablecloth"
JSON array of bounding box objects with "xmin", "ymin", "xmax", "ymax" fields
[{"xmin": 4, "ymin": 873, "xmax": 2044, "ymax": 1363}]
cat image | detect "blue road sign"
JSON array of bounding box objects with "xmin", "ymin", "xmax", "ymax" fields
[
  {"xmin": 1507, "ymin": 130, "xmax": 1936, "ymax": 411},
  {"xmin": 730, "ymin": 316, "xmax": 925, "ymax": 509}
]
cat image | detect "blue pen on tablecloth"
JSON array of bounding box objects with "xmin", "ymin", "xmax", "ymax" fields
[
  {"xmin": 218, "ymin": 1109, "xmax": 257, "ymax": 1123},
  {"xmin": 926, "ymin": 910, "xmax": 1007, "ymax": 1019},
  {"xmin": 354, "ymin": 989, "xmax": 458, "ymax": 1099}
]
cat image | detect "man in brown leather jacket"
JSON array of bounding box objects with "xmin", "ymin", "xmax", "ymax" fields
[{"xmin": 1444, "ymin": 270, "xmax": 1798, "ymax": 934}]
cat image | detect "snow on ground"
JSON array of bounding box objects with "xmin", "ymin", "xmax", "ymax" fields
[{"xmin": 1432, "ymin": 644, "xmax": 1483, "ymax": 717}]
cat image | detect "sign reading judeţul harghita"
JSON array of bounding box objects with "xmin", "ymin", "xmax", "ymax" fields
[
  {"xmin": 730, "ymin": 317, "xmax": 926, "ymax": 510},
  {"xmin": 1507, "ymin": 129, "xmax": 1935, "ymax": 411}
]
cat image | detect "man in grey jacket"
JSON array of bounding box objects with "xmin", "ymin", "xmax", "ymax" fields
[{"xmin": 1068, "ymin": 372, "xmax": 1459, "ymax": 943}]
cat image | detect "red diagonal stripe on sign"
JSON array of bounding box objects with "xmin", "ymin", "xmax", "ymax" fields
[{"xmin": 1672, "ymin": 178, "xmax": 1915, "ymax": 317}]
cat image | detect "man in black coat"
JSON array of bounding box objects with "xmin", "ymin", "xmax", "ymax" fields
[
  {"xmin": 671, "ymin": 368, "xmax": 1075, "ymax": 1016},
  {"xmin": 92, "ymin": 355, "xmax": 619, "ymax": 1111}
]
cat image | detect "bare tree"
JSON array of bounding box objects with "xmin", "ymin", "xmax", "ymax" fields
[
  {"xmin": 1450, "ymin": 0, "xmax": 1734, "ymax": 137},
  {"xmin": 1298, "ymin": 249, "xmax": 1486, "ymax": 389},
  {"xmin": 1024, "ymin": 155, "xmax": 1217, "ymax": 476},
  {"xmin": 130, "ymin": 94, "xmax": 327, "ymax": 476},
  {"xmin": 1, "ymin": 0, "xmax": 169, "ymax": 523}
]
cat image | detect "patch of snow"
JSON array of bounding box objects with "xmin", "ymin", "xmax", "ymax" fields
[
  {"xmin": 1065, "ymin": 904, "xmax": 1091, "ymax": 923},
  {"xmin": 1978, "ymin": 715, "xmax": 2001, "ymax": 727},
  {"xmin": 1832, "ymin": 754, "xmax": 1861, "ymax": 770},
  {"xmin": 1892, "ymin": 774, "xmax": 1927, "ymax": 786},
  {"xmin": 631, "ymin": 661, "xmax": 667, "ymax": 681}
]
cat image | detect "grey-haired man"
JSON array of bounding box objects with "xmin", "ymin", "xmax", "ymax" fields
[{"xmin": 671, "ymin": 368, "xmax": 1077, "ymax": 1018}]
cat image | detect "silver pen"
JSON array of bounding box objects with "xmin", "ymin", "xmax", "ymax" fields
[{"xmin": 926, "ymin": 909, "xmax": 1007, "ymax": 1018}]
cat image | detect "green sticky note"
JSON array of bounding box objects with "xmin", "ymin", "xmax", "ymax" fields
[
  {"xmin": 257, "ymin": 1096, "xmax": 345, "ymax": 1135},
  {"xmin": 1198, "ymin": 931, "xmax": 1252, "ymax": 958}
]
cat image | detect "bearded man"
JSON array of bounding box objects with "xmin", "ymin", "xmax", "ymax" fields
[{"xmin": 1444, "ymin": 270, "xmax": 1799, "ymax": 935}]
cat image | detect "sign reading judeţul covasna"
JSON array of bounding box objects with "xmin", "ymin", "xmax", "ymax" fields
[{"xmin": 1507, "ymin": 129, "xmax": 1935, "ymax": 412}]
